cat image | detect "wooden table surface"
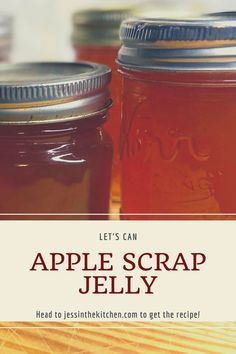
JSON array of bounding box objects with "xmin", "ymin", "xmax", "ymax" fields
[{"xmin": 0, "ymin": 322, "xmax": 235, "ymax": 353}]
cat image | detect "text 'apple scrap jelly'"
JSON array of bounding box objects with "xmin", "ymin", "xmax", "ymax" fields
[
  {"xmin": 0, "ymin": 62, "xmax": 112, "ymax": 219},
  {"xmin": 118, "ymin": 17, "xmax": 236, "ymax": 218}
]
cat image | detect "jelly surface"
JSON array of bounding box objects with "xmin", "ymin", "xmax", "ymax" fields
[
  {"xmin": 75, "ymin": 45, "xmax": 121, "ymax": 202},
  {"xmin": 120, "ymin": 69, "xmax": 236, "ymax": 219},
  {"xmin": 0, "ymin": 115, "xmax": 112, "ymax": 219}
]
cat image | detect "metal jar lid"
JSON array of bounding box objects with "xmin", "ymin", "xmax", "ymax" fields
[
  {"xmin": 118, "ymin": 17, "xmax": 236, "ymax": 71},
  {"xmin": 72, "ymin": 7, "xmax": 133, "ymax": 46},
  {"xmin": 0, "ymin": 15, "xmax": 13, "ymax": 58},
  {"xmin": 0, "ymin": 62, "xmax": 112, "ymax": 125}
]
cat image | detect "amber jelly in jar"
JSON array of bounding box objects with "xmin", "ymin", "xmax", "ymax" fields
[
  {"xmin": 72, "ymin": 8, "xmax": 132, "ymax": 203},
  {"xmin": 118, "ymin": 17, "xmax": 236, "ymax": 219},
  {"xmin": 0, "ymin": 62, "xmax": 112, "ymax": 219}
]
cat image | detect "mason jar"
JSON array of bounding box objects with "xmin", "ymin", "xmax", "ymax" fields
[
  {"xmin": 0, "ymin": 62, "xmax": 112, "ymax": 219},
  {"xmin": 0, "ymin": 15, "xmax": 13, "ymax": 61},
  {"xmin": 118, "ymin": 17, "xmax": 236, "ymax": 219},
  {"xmin": 72, "ymin": 7, "xmax": 132, "ymax": 203}
]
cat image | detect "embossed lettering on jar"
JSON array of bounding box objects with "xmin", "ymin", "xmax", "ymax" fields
[
  {"xmin": 118, "ymin": 17, "xmax": 236, "ymax": 218},
  {"xmin": 0, "ymin": 62, "xmax": 112, "ymax": 219}
]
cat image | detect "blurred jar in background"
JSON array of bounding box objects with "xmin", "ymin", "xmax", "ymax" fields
[
  {"xmin": 118, "ymin": 17, "xmax": 236, "ymax": 220},
  {"xmin": 72, "ymin": 7, "xmax": 133, "ymax": 205},
  {"xmin": 207, "ymin": 11, "xmax": 236, "ymax": 17},
  {"xmin": 0, "ymin": 15, "xmax": 13, "ymax": 62}
]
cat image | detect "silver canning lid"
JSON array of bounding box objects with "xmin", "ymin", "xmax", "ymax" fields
[
  {"xmin": 72, "ymin": 8, "xmax": 133, "ymax": 46},
  {"xmin": 0, "ymin": 62, "xmax": 111, "ymax": 124},
  {"xmin": 118, "ymin": 17, "xmax": 236, "ymax": 71},
  {"xmin": 0, "ymin": 15, "xmax": 13, "ymax": 58}
]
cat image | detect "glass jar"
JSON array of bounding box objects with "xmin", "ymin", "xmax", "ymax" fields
[
  {"xmin": 118, "ymin": 17, "xmax": 236, "ymax": 219},
  {"xmin": 0, "ymin": 15, "xmax": 13, "ymax": 62},
  {"xmin": 0, "ymin": 62, "xmax": 112, "ymax": 219},
  {"xmin": 72, "ymin": 8, "xmax": 132, "ymax": 204}
]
